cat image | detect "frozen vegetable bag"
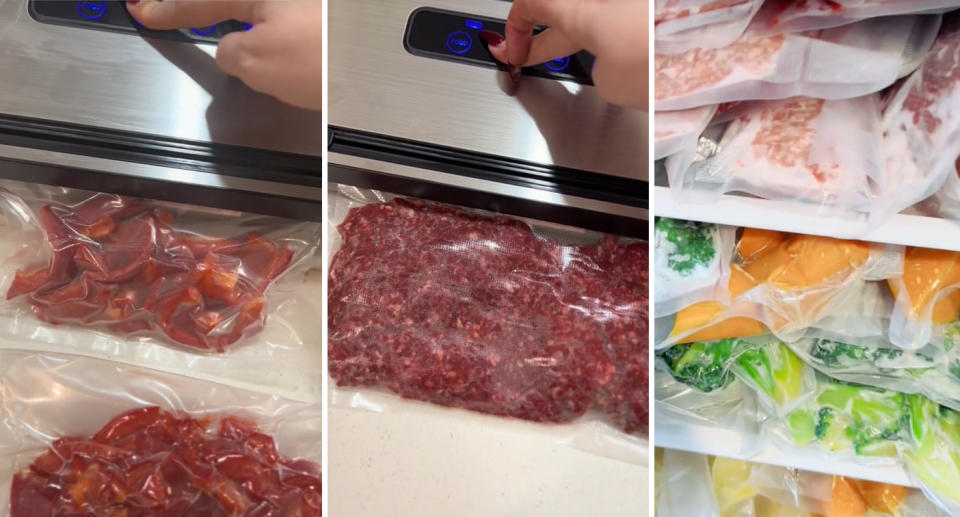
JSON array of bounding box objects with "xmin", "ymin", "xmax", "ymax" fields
[
  {"xmin": 0, "ymin": 350, "xmax": 322, "ymax": 516},
  {"xmin": 327, "ymin": 186, "xmax": 648, "ymax": 463},
  {"xmin": 0, "ymin": 181, "xmax": 320, "ymax": 354}
]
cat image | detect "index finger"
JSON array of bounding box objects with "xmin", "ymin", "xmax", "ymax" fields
[
  {"xmin": 127, "ymin": 0, "xmax": 260, "ymax": 31},
  {"xmin": 503, "ymin": 0, "xmax": 582, "ymax": 66}
]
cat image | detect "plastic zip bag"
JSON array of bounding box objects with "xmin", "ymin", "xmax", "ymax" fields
[
  {"xmin": 655, "ymin": 0, "xmax": 765, "ymax": 55},
  {"xmin": 881, "ymin": 17, "xmax": 960, "ymax": 221},
  {"xmin": 0, "ymin": 350, "xmax": 322, "ymax": 516},
  {"xmin": 0, "ymin": 180, "xmax": 320, "ymax": 354},
  {"xmin": 327, "ymin": 185, "xmax": 647, "ymax": 464},
  {"xmin": 654, "ymin": 218, "xmax": 735, "ymax": 316},
  {"xmin": 758, "ymin": 0, "xmax": 956, "ymax": 35},
  {"xmin": 655, "ymin": 16, "xmax": 938, "ymax": 111},
  {"xmin": 679, "ymin": 96, "xmax": 885, "ymax": 216}
]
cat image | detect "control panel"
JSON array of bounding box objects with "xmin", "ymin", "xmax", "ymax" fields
[
  {"xmin": 403, "ymin": 7, "xmax": 595, "ymax": 86},
  {"xmin": 29, "ymin": 0, "xmax": 250, "ymax": 44}
]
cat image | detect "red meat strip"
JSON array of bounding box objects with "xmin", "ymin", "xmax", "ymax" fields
[
  {"xmin": 10, "ymin": 407, "xmax": 321, "ymax": 517},
  {"xmin": 6, "ymin": 195, "xmax": 293, "ymax": 351},
  {"xmin": 328, "ymin": 199, "xmax": 649, "ymax": 434}
]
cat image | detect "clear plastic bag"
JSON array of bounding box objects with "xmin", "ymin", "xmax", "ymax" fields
[
  {"xmin": 656, "ymin": 449, "xmax": 720, "ymax": 517},
  {"xmin": 660, "ymin": 227, "xmax": 903, "ymax": 349},
  {"xmin": 680, "ymin": 95, "xmax": 886, "ymax": 216},
  {"xmin": 881, "ymin": 17, "xmax": 960, "ymax": 221},
  {"xmin": 0, "ymin": 350, "xmax": 322, "ymax": 517},
  {"xmin": 655, "ymin": 16, "xmax": 938, "ymax": 111},
  {"xmin": 758, "ymin": 0, "xmax": 955, "ymax": 35},
  {"xmin": 887, "ymin": 247, "xmax": 960, "ymax": 349},
  {"xmin": 327, "ymin": 185, "xmax": 647, "ymax": 464},
  {"xmin": 0, "ymin": 180, "xmax": 321, "ymax": 354},
  {"xmin": 655, "ymin": 0, "xmax": 765, "ymax": 55},
  {"xmin": 654, "ymin": 218, "xmax": 735, "ymax": 316},
  {"xmin": 655, "ymin": 106, "xmax": 718, "ymax": 160}
]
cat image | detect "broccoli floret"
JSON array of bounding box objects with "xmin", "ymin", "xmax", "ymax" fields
[
  {"xmin": 661, "ymin": 339, "xmax": 736, "ymax": 392},
  {"xmin": 809, "ymin": 339, "xmax": 902, "ymax": 368},
  {"xmin": 655, "ymin": 218, "xmax": 717, "ymax": 276},
  {"xmin": 815, "ymin": 407, "xmax": 834, "ymax": 440}
]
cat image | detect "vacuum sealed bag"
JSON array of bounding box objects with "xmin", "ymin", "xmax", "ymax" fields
[
  {"xmin": 0, "ymin": 181, "xmax": 320, "ymax": 354},
  {"xmin": 655, "ymin": 106, "xmax": 717, "ymax": 160},
  {"xmin": 888, "ymin": 247, "xmax": 960, "ymax": 349},
  {"xmin": 678, "ymin": 96, "xmax": 885, "ymax": 216},
  {"xmin": 0, "ymin": 350, "xmax": 322, "ymax": 516},
  {"xmin": 882, "ymin": 17, "xmax": 960, "ymax": 220},
  {"xmin": 655, "ymin": 0, "xmax": 765, "ymax": 55},
  {"xmin": 327, "ymin": 186, "xmax": 647, "ymax": 463},
  {"xmin": 661, "ymin": 227, "xmax": 902, "ymax": 349},
  {"xmin": 654, "ymin": 218, "xmax": 735, "ymax": 316},
  {"xmin": 760, "ymin": 0, "xmax": 956, "ymax": 35},
  {"xmin": 655, "ymin": 16, "xmax": 938, "ymax": 111}
]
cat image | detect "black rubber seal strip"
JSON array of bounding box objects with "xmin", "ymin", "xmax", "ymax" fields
[
  {"xmin": 329, "ymin": 126, "xmax": 647, "ymax": 208},
  {"xmin": 0, "ymin": 115, "xmax": 322, "ymax": 222},
  {"xmin": 329, "ymin": 127, "xmax": 647, "ymax": 239}
]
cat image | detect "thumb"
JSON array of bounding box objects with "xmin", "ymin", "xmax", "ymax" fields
[{"xmin": 127, "ymin": 0, "xmax": 258, "ymax": 30}]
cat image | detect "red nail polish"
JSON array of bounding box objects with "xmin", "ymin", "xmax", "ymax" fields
[
  {"xmin": 478, "ymin": 30, "xmax": 505, "ymax": 47},
  {"xmin": 508, "ymin": 64, "xmax": 521, "ymax": 84}
]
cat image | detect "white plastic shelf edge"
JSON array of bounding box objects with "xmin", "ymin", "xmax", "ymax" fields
[{"xmin": 654, "ymin": 186, "xmax": 960, "ymax": 252}]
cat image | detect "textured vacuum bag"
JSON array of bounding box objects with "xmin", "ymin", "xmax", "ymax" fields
[
  {"xmin": 759, "ymin": 0, "xmax": 955, "ymax": 34},
  {"xmin": 655, "ymin": 106, "xmax": 717, "ymax": 160},
  {"xmin": 327, "ymin": 186, "xmax": 648, "ymax": 464},
  {"xmin": 0, "ymin": 351, "xmax": 322, "ymax": 517},
  {"xmin": 654, "ymin": 218, "xmax": 735, "ymax": 317},
  {"xmin": 655, "ymin": 0, "xmax": 765, "ymax": 55},
  {"xmin": 655, "ymin": 16, "xmax": 938, "ymax": 111}
]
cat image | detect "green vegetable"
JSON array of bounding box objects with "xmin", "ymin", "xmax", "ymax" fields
[
  {"xmin": 655, "ymin": 217, "xmax": 717, "ymax": 276},
  {"xmin": 814, "ymin": 407, "xmax": 834, "ymax": 441},
  {"xmin": 735, "ymin": 341, "xmax": 808, "ymax": 408},
  {"xmin": 661, "ymin": 339, "xmax": 737, "ymax": 392},
  {"xmin": 788, "ymin": 411, "xmax": 816, "ymax": 446},
  {"xmin": 950, "ymin": 360, "xmax": 960, "ymax": 382},
  {"xmin": 809, "ymin": 339, "xmax": 902, "ymax": 368}
]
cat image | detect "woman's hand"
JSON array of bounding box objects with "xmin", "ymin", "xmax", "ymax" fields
[
  {"xmin": 480, "ymin": 0, "xmax": 647, "ymax": 110},
  {"xmin": 127, "ymin": 0, "xmax": 322, "ymax": 111}
]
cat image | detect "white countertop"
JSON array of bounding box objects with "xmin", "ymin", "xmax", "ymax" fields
[{"xmin": 328, "ymin": 403, "xmax": 648, "ymax": 516}]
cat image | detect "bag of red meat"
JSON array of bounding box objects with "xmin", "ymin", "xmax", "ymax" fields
[
  {"xmin": 0, "ymin": 351, "xmax": 322, "ymax": 517},
  {"xmin": 757, "ymin": 0, "xmax": 957, "ymax": 34},
  {"xmin": 655, "ymin": 106, "xmax": 717, "ymax": 161},
  {"xmin": 0, "ymin": 183, "xmax": 320, "ymax": 353},
  {"xmin": 882, "ymin": 16, "xmax": 960, "ymax": 220},
  {"xmin": 655, "ymin": 0, "xmax": 765, "ymax": 55},
  {"xmin": 327, "ymin": 187, "xmax": 648, "ymax": 462},
  {"xmin": 674, "ymin": 95, "xmax": 885, "ymax": 219},
  {"xmin": 655, "ymin": 15, "xmax": 939, "ymax": 111}
]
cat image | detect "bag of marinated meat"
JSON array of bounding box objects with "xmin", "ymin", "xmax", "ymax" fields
[
  {"xmin": 0, "ymin": 350, "xmax": 322, "ymax": 517},
  {"xmin": 655, "ymin": 106, "xmax": 717, "ymax": 160},
  {"xmin": 0, "ymin": 181, "xmax": 320, "ymax": 356},
  {"xmin": 659, "ymin": 226, "xmax": 903, "ymax": 349},
  {"xmin": 655, "ymin": 15, "xmax": 940, "ymax": 111},
  {"xmin": 327, "ymin": 185, "xmax": 648, "ymax": 464},
  {"xmin": 678, "ymin": 96, "xmax": 885, "ymax": 216},
  {"xmin": 655, "ymin": 0, "xmax": 765, "ymax": 55},
  {"xmin": 759, "ymin": 0, "xmax": 955, "ymax": 34},
  {"xmin": 654, "ymin": 218, "xmax": 735, "ymax": 317},
  {"xmin": 882, "ymin": 18, "xmax": 960, "ymax": 220},
  {"xmin": 887, "ymin": 247, "xmax": 960, "ymax": 350}
]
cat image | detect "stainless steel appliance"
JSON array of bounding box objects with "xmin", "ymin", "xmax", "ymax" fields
[
  {"xmin": 329, "ymin": 0, "xmax": 647, "ymax": 238},
  {"xmin": 0, "ymin": 0, "xmax": 322, "ymax": 220}
]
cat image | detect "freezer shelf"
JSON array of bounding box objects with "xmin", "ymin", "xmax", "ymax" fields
[
  {"xmin": 655, "ymin": 414, "xmax": 914, "ymax": 487},
  {"xmin": 655, "ymin": 186, "xmax": 960, "ymax": 253}
]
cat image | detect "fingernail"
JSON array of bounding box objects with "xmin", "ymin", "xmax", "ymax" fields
[
  {"xmin": 478, "ymin": 30, "xmax": 505, "ymax": 48},
  {"xmin": 127, "ymin": 0, "xmax": 139, "ymax": 4},
  {"xmin": 508, "ymin": 64, "xmax": 521, "ymax": 84}
]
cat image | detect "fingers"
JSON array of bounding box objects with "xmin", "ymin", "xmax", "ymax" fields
[
  {"xmin": 503, "ymin": 0, "xmax": 582, "ymax": 65},
  {"xmin": 127, "ymin": 0, "xmax": 259, "ymax": 31},
  {"xmin": 522, "ymin": 28, "xmax": 582, "ymax": 67}
]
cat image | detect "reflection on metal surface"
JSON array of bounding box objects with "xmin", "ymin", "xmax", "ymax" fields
[
  {"xmin": 329, "ymin": 0, "xmax": 647, "ymax": 180},
  {"xmin": 0, "ymin": 0, "xmax": 322, "ymax": 156},
  {"xmin": 329, "ymin": 151, "xmax": 646, "ymax": 219}
]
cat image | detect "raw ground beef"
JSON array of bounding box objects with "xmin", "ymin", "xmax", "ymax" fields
[{"xmin": 328, "ymin": 198, "xmax": 649, "ymax": 435}]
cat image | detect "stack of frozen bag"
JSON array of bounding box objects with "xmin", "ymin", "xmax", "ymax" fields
[
  {"xmin": 655, "ymin": 218, "xmax": 960, "ymax": 515},
  {"xmin": 654, "ymin": 1, "xmax": 960, "ymax": 228}
]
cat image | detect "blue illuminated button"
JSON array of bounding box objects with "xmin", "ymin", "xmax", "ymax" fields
[
  {"xmin": 77, "ymin": 0, "xmax": 106, "ymax": 21},
  {"xmin": 243, "ymin": 23, "xmax": 253, "ymax": 31},
  {"xmin": 465, "ymin": 19, "xmax": 483, "ymax": 30},
  {"xmin": 545, "ymin": 56, "xmax": 571, "ymax": 72},
  {"xmin": 446, "ymin": 31, "xmax": 472, "ymax": 55},
  {"xmin": 191, "ymin": 25, "xmax": 217, "ymax": 36}
]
